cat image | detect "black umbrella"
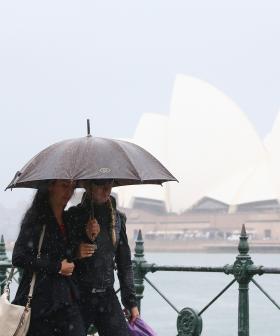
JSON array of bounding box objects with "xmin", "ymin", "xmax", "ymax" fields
[{"xmin": 6, "ymin": 124, "xmax": 177, "ymax": 190}]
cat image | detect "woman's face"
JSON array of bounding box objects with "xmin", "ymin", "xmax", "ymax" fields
[
  {"xmin": 48, "ymin": 180, "xmax": 76, "ymax": 208},
  {"xmin": 90, "ymin": 182, "xmax": 113, "ymax": 204}
]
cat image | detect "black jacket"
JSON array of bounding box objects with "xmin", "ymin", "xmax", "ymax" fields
[
  {"xmin": 67, "ymin": 196, "xmax": 137, "ymax": 310},
  {"xmin": 12, "ymin": 204, "xmax": 79, "ymax": 318}
]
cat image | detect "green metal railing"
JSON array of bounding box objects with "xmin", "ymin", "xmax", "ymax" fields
[
  {"xmin": 132, "ymin": 225, "xmax": 280, "ymax": 336},
  {"xmin": 0, "ymin": 235, "xmax": 14, "ymax": 293},
  {"xmin": 1, "ymin": 226, "xmax": 280, "ymax": 336}
]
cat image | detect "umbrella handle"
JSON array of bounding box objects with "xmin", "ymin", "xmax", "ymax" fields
[
  {"xmin": 90, "ymin": 198, "xmax": 99, "ymax": 242},
  {"xmin": 87, "ymin": 185, "xmax": 98, "ymax": 242},
  {"xmin": 90, "ymin": 201, "xmax": 95, "ymax": 220}
]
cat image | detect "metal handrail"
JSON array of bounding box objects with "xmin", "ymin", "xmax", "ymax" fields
[{"xmin": 2, "ymin": 226, "xmax": 280, "ymax": 336}]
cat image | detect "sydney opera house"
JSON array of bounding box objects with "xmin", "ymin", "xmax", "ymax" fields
[{"xmin": 114, "ymin": 75, "xmax": 280, "ymax": 251}]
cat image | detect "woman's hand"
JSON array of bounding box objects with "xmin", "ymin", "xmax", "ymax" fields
[
  {"xmin": 129, "ymin": 306, "xmax": 140, "ymax": 324},
  {"xmin": 86, "ymin": 218, "xmax": 100, "ymax": 241},
  {"xmin": 59, "ymin": 259, "xmax": 75, "ymax": 276},
  {"xmin": 77, "ymin": 243, "xmax": 96, "ymax": 259}
]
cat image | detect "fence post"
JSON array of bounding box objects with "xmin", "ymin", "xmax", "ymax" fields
[
  {"xmin": 233, "ymin": 225, "xmax": 252, "ymax": 336},
  {"xmin": 132, "ymin": 230, "xmax": 147, "ymax": 312}
]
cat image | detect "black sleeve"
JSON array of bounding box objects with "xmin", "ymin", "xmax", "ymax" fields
[
  {"xmin": 12, "ymin": 216, "xmax": 61, "ymax": 274},
  {"xmin": 66, "ymin": 206, "xmax": 92, "ymax": 260},
  {"xmin": 115, "ymin": 212, "xmax": 138, "ymax": 310}
]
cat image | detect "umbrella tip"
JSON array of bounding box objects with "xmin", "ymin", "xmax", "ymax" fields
[{"xmin": 87, "ymin": 119, "xmax": 92, "ymax": 137}]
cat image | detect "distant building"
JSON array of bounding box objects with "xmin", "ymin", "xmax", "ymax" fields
[
  {"xmin": 187, "ymin": 197, "xmax": 229, "ymax": 214},
  {"xmin": 130, "ymin": 197, "xmax": 167, "ymax": 215},
  {"xmin": 237, "ymin": 199, "xmax": 280, "ymax": 213}
]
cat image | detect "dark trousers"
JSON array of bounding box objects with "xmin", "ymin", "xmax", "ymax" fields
[
  {"xmin": 80, "ymin": 289, "xmax": 130, "ymax": 336},
  {"xmin": 27, "ymin": 304, "xmax": 85, "ymax": 336}
]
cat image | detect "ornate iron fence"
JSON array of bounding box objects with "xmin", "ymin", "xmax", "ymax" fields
[
  {"xmin": 132, "ymin": 225, "xmax": 280, "ymax": 336},
  {"xmin": 1, "ymin": 225, "xmax": 280, "ymax": 335}
]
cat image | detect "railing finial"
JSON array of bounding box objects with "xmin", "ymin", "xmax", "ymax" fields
[
  {"xmin": 0, "ymin": 235, "xmax": 8, "ymax": 262},
  {"xmin": 238, "ymin": 224, "xmax": 249, "ymax": 256}
]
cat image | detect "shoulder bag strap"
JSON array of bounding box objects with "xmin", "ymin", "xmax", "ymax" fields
[
  {"xmin": 26, "ymin": 225, "xmax": 46, "ymax": 306},
  {"xmin": 4, "ymin": 225, "xmax": 46, "ymax": 302}
]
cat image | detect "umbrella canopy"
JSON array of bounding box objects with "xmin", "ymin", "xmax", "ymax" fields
[{"xmin": 6, "ymin": 136, "xmax": 177, "ymax": 189}]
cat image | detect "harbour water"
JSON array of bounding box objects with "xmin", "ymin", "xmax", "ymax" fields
[{"xmin": 135, "ymin": 252, "xmax": 280, "ymax": 336}]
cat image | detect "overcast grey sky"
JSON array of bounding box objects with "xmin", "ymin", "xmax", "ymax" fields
[{"xmin": 0, "ymin": 0, "xmax": 280, "ymax": 208}]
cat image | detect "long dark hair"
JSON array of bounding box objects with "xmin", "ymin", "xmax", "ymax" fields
[{"xmin": 20, "ymin": 183, "xmax": 51, "ymax": 228}]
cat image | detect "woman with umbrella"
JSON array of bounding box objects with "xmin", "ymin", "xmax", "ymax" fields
[
  {"xmin": 67, "ymin": 179, "xmax": 140, "ymax": 336},
  {"xmin": 7, "ymin": 124, "xmax": 176, "ymax": 335},
  {"xmin": 12, "ymin": 180, "xmax": 86, "ymax": 336}
]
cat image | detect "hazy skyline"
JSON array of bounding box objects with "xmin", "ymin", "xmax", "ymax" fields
[{"xmin": 1, "ymin": 1, "xmax": 280, "ymax": 209}]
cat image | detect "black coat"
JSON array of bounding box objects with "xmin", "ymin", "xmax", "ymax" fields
[
  {"xmin": 67, "ymin": 196, "xmax": 137, "ymax": 310},
  {"xmin": 12, "ymin": 204, "xmax": 79, "ymax": 318}
]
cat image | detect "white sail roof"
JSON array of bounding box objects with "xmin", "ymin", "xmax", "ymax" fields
[
  {"xmin": 114, "ymin": 113, "xmax": 171, "ymax": 209},
  {"xmin": 167, "ymin": 75, "xmax": 265, "ymax": 212},
  {"xmin": 263, "ymin": 109, "xmax": 280, "ymax": 198},
  {"xmin": 115, "ymin": 75, "xmax": 279, "ymax": 213},
  {"xmin": 205, "ymin": 109, "xmax": 280, "ymax": 209},
  {"xmin": 207, "ymin": 158, "xmax": 279, "ymax": 205}
]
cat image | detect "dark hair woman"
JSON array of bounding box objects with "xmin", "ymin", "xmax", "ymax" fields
[{"xmin": 12, "ymin": 180, "xmax": 85, "ymax": 336}]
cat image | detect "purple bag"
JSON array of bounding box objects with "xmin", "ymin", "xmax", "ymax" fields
[{"xmin": 127, "ymin": 317, "xmax": 157, "ymax": 336}]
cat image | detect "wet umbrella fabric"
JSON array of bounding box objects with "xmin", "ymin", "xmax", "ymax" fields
[{"xmin": 6, "ymin": 136, "xmax": 177, "ymax": 189}]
